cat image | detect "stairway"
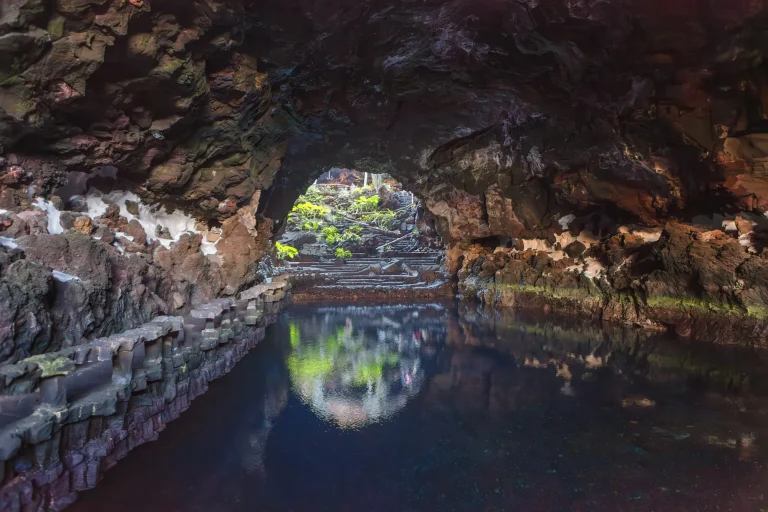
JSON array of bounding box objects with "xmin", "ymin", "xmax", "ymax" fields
[{"xmin": 283, "ymin": 250, "xmax": 454, "ymax": 301}]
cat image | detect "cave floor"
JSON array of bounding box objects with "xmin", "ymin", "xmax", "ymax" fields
[{"xmin": 69, "ymin": 303, "xmax": 768, "ymax": 512}]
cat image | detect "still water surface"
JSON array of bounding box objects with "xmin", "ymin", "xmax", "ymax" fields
[{"xmin": 72, "ymin": 304, "xmax": 768, "ymax": 511}]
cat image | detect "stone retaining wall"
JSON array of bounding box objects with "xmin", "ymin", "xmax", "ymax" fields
[{"xmin": 0, "ymin": 275, "xmax": 291, "ymax": 511}]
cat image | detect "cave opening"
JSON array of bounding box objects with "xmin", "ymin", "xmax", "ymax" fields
[{"xmin": 276, "ymin": 167, "xmax": 452, "ymax": 301}]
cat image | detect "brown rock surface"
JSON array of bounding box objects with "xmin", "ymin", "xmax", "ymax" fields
[
  {"xmin": 72, "ymin": 215, "xmax": 93, "ymax": 235},
  {"xmin": 4, "ymin": 0, "xmax": 768, "ymax": 344}
]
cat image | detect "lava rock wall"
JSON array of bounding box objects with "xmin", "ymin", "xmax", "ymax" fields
[
  {"xmin": 5, "ymin": 0, "xmax": 768, "ymax": 339},
  {"xmin": 0, "ymin": 276, "xmax": 290, "ymax": 511}
]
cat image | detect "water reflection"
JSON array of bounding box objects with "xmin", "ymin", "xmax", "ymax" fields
[
  {"xmin": 70, "ymin": 303, "xmax": 768, "ymax": 512},
  {"xmin": 286, "ymin": 306, "xmax": 430, "ymax": 429}
]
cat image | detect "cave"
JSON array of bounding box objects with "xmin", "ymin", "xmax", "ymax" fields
[
  {"xmin": 276, "ymin": 168, "xmax": 450, "ymax": 301},
  {"xmin": 3, "ymin": 0, "xmax": 768, "ymax": 509}
]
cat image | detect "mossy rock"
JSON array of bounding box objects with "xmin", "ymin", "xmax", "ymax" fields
[
  {"xmin": 46, "ymin": 16, "xmax": 66, "ymax": 40},
  {"xmin": 27, "ymin": 355, "xmax": 76, "ymax": 378}
]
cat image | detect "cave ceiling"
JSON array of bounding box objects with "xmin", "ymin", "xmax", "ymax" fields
[{"xmin": 2, "ymin": 0, "xmax": 768, "ymax": 242}]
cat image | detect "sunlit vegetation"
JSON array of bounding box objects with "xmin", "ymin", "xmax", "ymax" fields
[
  {"xmin": 300, "ymin": 220, "xmax": 320, "ymax": 231},
  {"xmin": 349, "ymin": 195, "xmax": 380, "ymax": 213},
  {"xmin": 289, "ymin": 202, "xmax": 329, "ymax": 223},
  {"xmin": 361, "ymin": 209, "xmax": 396, "ymax": 229},
  {"xmin": 275, "ymin": 242, "xmax": 298, "ymax": 260},
  {"xmin": 323, "ymin": 226, "xmax": 362, "ymax": 246},
  {"xmin": 288, "ymin": 184, "xmax": 406, "ymax": 234},
  {"xmin": 335, "ymin": 248, "xmax": 352, "ymax": 259}
]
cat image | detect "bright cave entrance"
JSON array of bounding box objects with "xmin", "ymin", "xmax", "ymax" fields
[{"xmin": 275, "ymin": 168, "xmax": 451, "ymax": 301}]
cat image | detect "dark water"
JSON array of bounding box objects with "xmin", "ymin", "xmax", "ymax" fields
[{"xmin": 72, "ymin": 304, "xmax": 768, "ymax": 512}]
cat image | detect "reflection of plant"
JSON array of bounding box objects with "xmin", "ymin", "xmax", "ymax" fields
[
  {"xmin": 288, "ymin": 352, "xmax": 334, "ymax": 379},
  {"xmin": 275, "ymin": 242, "xmax": 298, "ymax": 260},
  {"xmin": 290, "ymin": 322, "xmax": 301, "ymax": 348},
  {"xmin": 335, "ymin": 248, "xmax": 352, "ymax": 259},
  {"xmin": 286, "ymin": 317, "xmax": 422, "ymax": 429},
  {"xmin": 288, "ymin": 322, "xmax": 404, "ymax": 389}
]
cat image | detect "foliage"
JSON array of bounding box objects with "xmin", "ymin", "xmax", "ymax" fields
[
  {"xmin": 323, "ymin": 226, "xmax": 361, "ymax": 246},
  {"xmin": 349, "ymin": 195, "xmax": 380, "ymax": 213},
  {"xmin": 322, "ymin": 226, "xmax": 340, "ymax": 244},
  {"xmin": 275, "ymin": 242, "xmax": 298, "ymax": 260},
  {"xmin": 341, "ymin": 231, "xmax": 361, "ymax": 244},
  {"xmin": 289, "ymin": 201, "xmax": 329, "ymax": 224},
  {"xmin": 335, "ymin": 247, "xmax": 352, "ymax": 259},
  {"xmin": 347, "ymin": 225, "xmax": 363, "ymax": 234},
  {"xmin": 297, "ymin": 186, "xmax": 324, "ymax": 205},
  {"xmin": 301, "ymin": 220, "xmax": 320, "ymax": 231},
  {"xmin": 362, "ymin": 209, "xmax": 396, "ymax": 229}
]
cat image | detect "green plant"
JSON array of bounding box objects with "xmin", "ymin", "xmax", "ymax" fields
[
  {"xmin": 322, "ymin": 226, "xmax": 341, "ymax": 244},
  {"xmin": 362, "ymin": 209, "xmax": 396, "ymax": 229},
  {"xmin": 347, "ymin": 225, "xmax": 363, "ymax": 234},
  {"xmin": 275, "ymin": 242, "xmax": 298, "ymax": 260},
  {"xmin": 335, "ymin": 247, "xmax": 352, "ymax": 259},
  {"xmin": 341, "ymin": 231, "xmax": 362, "ymax": 244},
  {"xmin": 350, "ymin": 195, "xmax": 380, "ymax": 213},
  {"xmin": 297, "ymin": 186, "xmax": 324, "ymax": 205},
  {"xmin": 301, "ymin": 220, "xmax": 320, "ymax": 231},
  {"xmin": 289, "ymin": 201, "xmax": 329, "ymax": 224}
]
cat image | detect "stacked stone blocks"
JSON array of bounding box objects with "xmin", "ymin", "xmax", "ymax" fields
[{"xmin": 0, "ymin": 276, "xmax": 291, "ymax": 511}]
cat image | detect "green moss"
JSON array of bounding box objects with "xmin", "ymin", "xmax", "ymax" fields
[
  {"xmin": 46, "ymin": 16, "xmax": 65, "ymax": 40},
  {"xmin": 27, "ymin": 355, "xmax": 75, "ymax": 378},
  {"xmin": 495, "ymin": 283, "xmax": 594, "ymax": 301},
  {"xmin": 0, "ymin": 75, "xmax": 24, "ymax": 88},
  {"xmin": 155, "ymin": 56, "xmax": 185, "ymax": 77},
  {"xmin": 645, "ymin": 295, "xmax": 768, "ymax": 319}
]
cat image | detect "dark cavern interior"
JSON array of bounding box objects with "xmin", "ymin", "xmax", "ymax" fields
[{"xmin": 3, "ymin": 0, "xmax": 768, "ymax": 510}]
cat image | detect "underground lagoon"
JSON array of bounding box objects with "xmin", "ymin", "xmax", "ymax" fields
[
  {"xmin": 5, "ymin": 0, "xmax": 768, "ymax": 510},
  {"xmin": 70, "ymin": 304, "xmax": 768, "ymax": 512}
]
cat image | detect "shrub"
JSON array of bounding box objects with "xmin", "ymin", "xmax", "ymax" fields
[
  {"xmin": 335, "ymin": 247, "xmax": 352, "ymax": 259},
  {"xmin": 350, "ymin": 195, "xmax": 380, "ymax": 213},
  {"xmin": 301, "ymin": 220, "xmax": 320, "ymax": 231},
  {"xmin": 341, "ymin": 231, "xmax": 362, "ymax": 244},
  {"xmin": 289, "ymin": 201, "xmax": 329, "ymax": 224},
  {"xmin": 362, "ymin": 209, "xmax": 396, "ymax": 229},
  {"xmin": 275, "ymin": 242, "xmax": 298, "ymax": 260},
  {"xmin": 297, "ymin": 186, "xmax": 324, "ymax": 205},
  {"xmin": 322, "ymin": 226, "xmax": 340, "ymax": 244}
]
